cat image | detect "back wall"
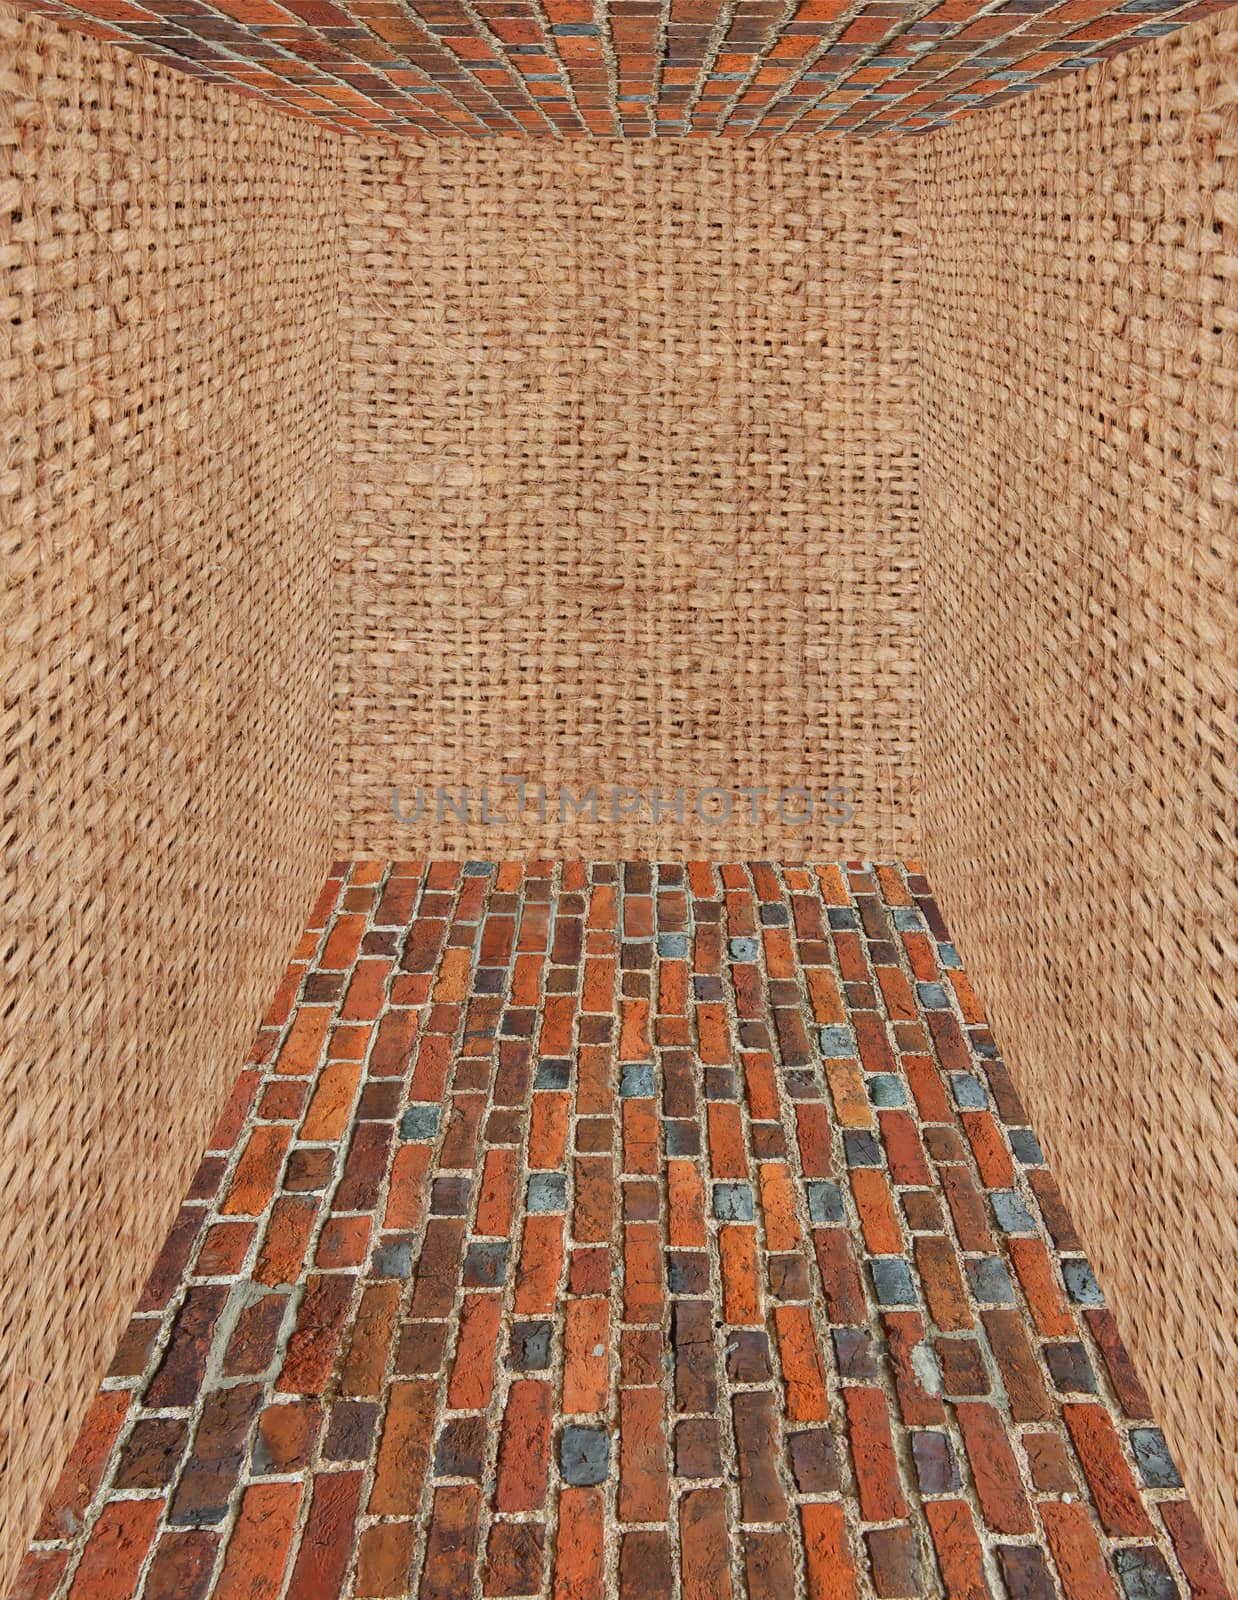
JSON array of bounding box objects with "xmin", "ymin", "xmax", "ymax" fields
[{"xmin": 335, "ymin": 141, "xmax": 921, "ymax": 860}]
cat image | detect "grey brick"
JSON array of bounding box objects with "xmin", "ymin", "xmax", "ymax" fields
[
  {"xmin": 534, "ymin": 1059, "xmax": 571, "ymax": 1090},
  {"xmin": 1114, "ymin": 1548, "xmax": 1179, "ymax": 1600},
  {"xmin": 527, "ymin": 1173, "xmax": 567, "ymax": 1213},
  {"xmin": 917, "ymin": 982, "xmax": 951, "ymax": 1010},
  {"xmin": 1062, "ymin": 1259, "xmax": 1105, "ymax": 1306},
  {"xmin": 892, "ymin": 908, "xmax": 923, "ymax": 931},
  {"xmin": 807, "ymin": 1181, "xmax": 845, "ymax": 1225},
  {"xmin": 991, "ymin": 1190, "xmax": 1037, "ymax": 1234},
  {"xmin": 371, "ymin": 1238, "xmax": 413, "ymax": 1278},
  {"xmin": 560, "ymin": 1426, "xmax": 610, "ymax": 1486},
  {"xmin": 951, "ymin": 1073, "xmax": 988, "ymax": 1109},
  {"xmin": 843, "ymin": 1131, "xmax": 882, "ymax": 1167},
  {"xmin": 728, "ymin": 937, "xmax": 760, "ymax": 961},
  {"xmin": 657, "ymin": 934, "xmax": 688, "ymax": 959},
  {"xmin": 871, "ymin": 1258, "xmax": 917, "ymax": 1306},
  {"xmin": 1130, "ymin": 1428, "xmax": 1182, "ymax": 1488},
  {"xmin": 1008, "ymin": 1128, "xmax": 1045, "ymax": 1164},
  {"xmin": 866, "ymin": 1073, "xmax": 906, "ymax": 1108},
  {"xmin": 713, "ymin": 1183, "xmax": 754, "ymax": 1222},
  {"xmin": 819, "ymin": 1024, "xmax": 856, "ymax": 1058},
  {"xmin": 462, "ymin": 1241, "xmax": 508, "ymax": 1288},
  {"xmin": 399, "ymin": 1105, "xmax": 439, "ymax": 1142},
  {"xmin": 509, "ymin": 1321, "xmax": 552, "ymax": 1371},
  {"xmin": 620, "ymin": 1062, "xmax": 655, "ymax": 1098},
  {"xmin": 966, "ymin": 1256, "xmax": 1015, "ymax": 1304}
]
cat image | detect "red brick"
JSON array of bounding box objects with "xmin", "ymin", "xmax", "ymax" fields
[
  {"xmin": 485, "ymin": 1522, "xmax": 545, "ymax": 1596},
  {"xmin": 826, "ymin": 1060, "xmax": 873, "ymax": 1128},
  {"xmin": 448, "ymin": 1292, "xmax": 503, "ymax": 1409},
  {"xmin": 140, "ymin": 1532, "xmax": 217, "ymax": 1600},
  {"xmin": 679, "ymin": 1488, "xmax": 734, "ymax": 1600},
  {"xmin": 812, "ymin": 1228, "xmax": 867, "ymax": 1324},
  {"xmin": 286, "ymin": 1471, "xmax": 362, "ymax": 1600},
  {"xmin": 529, "ymin": 1091, "xmax": 570, "ymax": 1168},
  {"xmin": 356, "ymin": 1522, "xmax": 415, "ymax": 1596},
  {"xmin": 850, "ymin": 1167, "xmax": 902, "ymax": 1254},
  {"xmin": 732, "ymin": 1390, "xmax": 787, "ymax": 1523},
  {"xmin": 742, "ymin": 1531, "xmax": 795, "ymax": 1600},
  {"xmin": 1039, "ymin": 1500, "xmax": 1120, "ymax": 1600},
  {"xmin": 620, "ymin": 1388, "xmax": 669, "ymax": 1521},
  {"xmin": 883, "ymin": 1310, "xmax": 944, "ymax": 1425},
  {"xmin": 222, "ymin": 1124, "xmax": 291, "ymax": 1215},
  {"xmin": 757, "ymin": 1162, "xmax": 800, "ymax": 1253},
  {"xmin": 515, "ymin": 1214, "xmax": 565, "ymax": 1314},
  {"xmin": 384, "ymin": 1142, "xmax": 432, "ymax": 1231},
  {"xmin": 410, "ymin": 1218, "xmax": 466, "ymax": 1318},
  {"xmin": 8, "ymin": 1550, "xmax": 70, "ymax": 1600},
  {"xmin": 955, "ymin": 1401, "xmax": 1034, "ymax": 1533},
  {"xmin": 421, "ymin": 1485, "xmax": 482, "ymax": 1600},
  {"xmin": 843, "ymin": 1386, "xmax": 907, "ymax": 1520},
  {"xmin": 923, "ymin": 1500, "xmax": 989, "ymax": 1600},
  {"xmin": 959, "ymin": 1111, "xmax": 1015, "ymax": 1188},
  {"xmin": 879, "ymin": 1110, "xmax": 932, "ymax": 1185},
  {"xmin": 369, "ymin": 1380, "xmax": 435, "ymax": 1515},
  {"xmin": 774, "ymin": 1304, "xmax": 830, "ymax": 1421},
  {"xmin": 554, "ymin": 1486, "xmax": 606, "ymax": 1600},
  {"xmin": 496, "ymin": 1380, "xmax": 553, "ymax": 1512},
  {"xmin": 64, "ymin": 1496, "xmax": 161, "ymax": 1600},
  {"xmin": 301, "ymin": 1059, "xmax": 362, "ymax": 1142},
  {"xmin": 564, "ymin": 1299, "xmax": 609, "ymax": 1414},
  {"xmin": 903, "ymin": 1055, "xmax": 951, "ymax": 1122},
  {"xmin": 719, "ymin": 1224, "xmax": 762, "ymax": 1325},
  {"xmin": 254, "ymin": 1196, "xmax": 317, "ymax": 1285},
  {"xmin": 277, "ymin": 1273, "xmax": 355, "ymax": 1394},
  {"xmin": 800, "ymin": 1501, "xmax": 858, "ymax": 1599},
  {"xmin": 620, "ymin": 1531, "xmax": 674, "ymax": 1600},
  {"xmin": 796, "ymin": 1101, "xmax": 834, "ymax": 1176},
  {"xmin": 1061, "ymin": 1403, "xmax": 1153, "ymax": 1536},
  {"xmin": 1006, "ymin": 1236, "xmax": 1075, "ymax": 1336},
  {"xmin": 275, "ymin": 1007, "xmax": 332, "ymax": 1075},
  {"xmin": 939, "ymin": 1165, "xmax": 996, "ymax": 1252},
  {"xmin": 623, "ymin": 1098, "xmax": 660, "ymax": 1174},
  {"xmin": 212, "ymin": 1483, "xmax": 302, "ymax": 1600},
  {"xmin": 1083, "ymin": 1306, "xmax": 1154, "ymax": 1418},
  {"xmin": 1024, "ymin": 1429, "xmax": 1076, "ymax": 1491},
  {"xmin": 706, "ymin": 1101, "xmax": 747, "ymax": 1178},
  {"xmin": 866, "ymin": 1525, "xmax": 922, "ymax": 1598},
  {"xmin": 573, "ymin": 1156, "xmax": 615, "ymax": 1243},
  {"xmin": 914, "ymin": 1234, "xmax": 971, "ymax": 1331},
  {"xmin": 624, "ymin": 1221, "xmax": 664, "ymax": 1323},
  {"xmin": 981, "ymin": 1307, "xmax": 1051, "ymax": 1420},
  {"xmin": 668, "ymin": 1158, "xmax": 706, "ymax": 1247}
]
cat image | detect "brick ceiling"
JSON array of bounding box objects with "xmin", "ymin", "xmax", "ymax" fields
[{"xmin": 19, "ymin": 0, "xmax": 1226, "ymax": 136}]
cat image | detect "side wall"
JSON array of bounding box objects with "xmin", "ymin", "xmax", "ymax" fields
[
  {"xmin": 0, "ymin": 7, "xmax": 337, "ymax": 1584},
  {"xmin": 918, "ymin": 14, "xmax": 1238, "ymax": 1585},
  {"xmin": 336, "ymin": 141, "xmax": 921, "ymax": 859}
]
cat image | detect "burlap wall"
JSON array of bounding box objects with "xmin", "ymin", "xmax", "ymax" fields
[
  {"xmin": 919, "ymin": 13, "xmax": 1238, "ymax": 1587},
  {"xmin": 335, "ymin": 141, "xmax": 922, "ymax": 860},
  {"xmin": 0, "ymin": 6, "xmax": 337, "ymax": 1585}
]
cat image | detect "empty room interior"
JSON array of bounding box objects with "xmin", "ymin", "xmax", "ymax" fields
[{"xmin": 1, "ymin": 0, "xmax": 1236, "ymax": 1595}]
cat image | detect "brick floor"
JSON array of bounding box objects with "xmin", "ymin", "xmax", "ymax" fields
[{"xmin": 12, "ymin": 861, "xmax": 1231, "ymax": 1600}]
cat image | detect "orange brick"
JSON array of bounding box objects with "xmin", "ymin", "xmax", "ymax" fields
[
  {"xmin": 564, "ymin": 1299, "xmax": 609, "ymax": 1414},
  {"xmin": 774, "ymin": 1305, "xmax": 830, "ymax": 1421},
  {"xmin": 668, "ymin": 1158, "xmax": 706, "ymax": 1248},
  {"xmin": 719, "ymin": 1224, "xmax": 762, "ymax": 1325}
]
